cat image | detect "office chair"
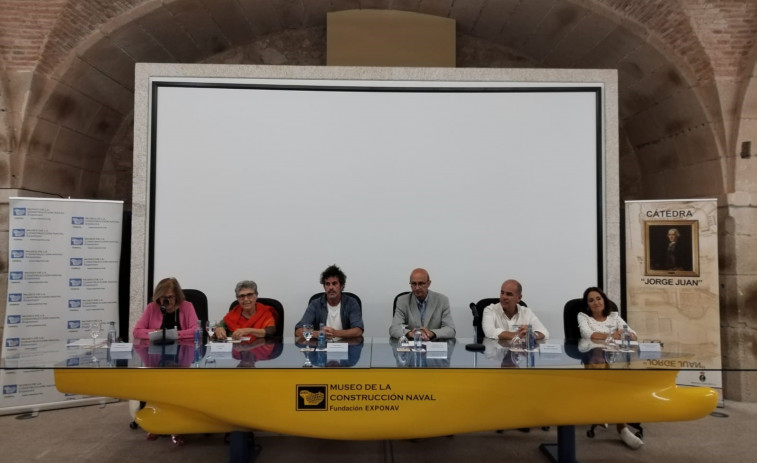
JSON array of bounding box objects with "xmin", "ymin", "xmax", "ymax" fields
[
  {"xmin": 563, "ymin": 298, "xmax": 643, "ymax": 439},
  {"xmin": 308, "ymin": 291, "xmax": 362, "ymax": 309},
  {"xmin": 392, "ymin": 291, "xmax": 410, "ymax": 317},
  {"xmin": 183, "ymin": 289, "xmax": 208, "ymax": 334},
  {"xmin": 227, "ymin": 297, "xmax": 285, "ymax": 337}
]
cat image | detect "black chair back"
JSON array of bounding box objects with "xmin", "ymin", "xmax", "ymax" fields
[
  {"xmin": 392, "ymin": 291, "xmax": 411, "ymax": 317},
  {"xmin": 228, "ymin": 297, "xmax": 285, "ymax": 337},
  {"xmin": 472, "ymin": 298, "xmax": 528, "ymax": 342},
  {"xmin": 308, "ymin": 292, "xmax": 362, "ymax": 309},
  {"xmin": 563, "ymin": 298, "xmax": 584, "ymax": 342},
  {"xmin": 183, "ymin": 289, "xmax": 208, "ymax": 327}
]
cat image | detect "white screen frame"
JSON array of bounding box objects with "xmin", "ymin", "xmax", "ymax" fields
[{"xmin": 131, "ymin": 65, "xmax": 619, "ymax": 340}]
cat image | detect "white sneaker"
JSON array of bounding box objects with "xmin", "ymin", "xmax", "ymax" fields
[{"xmin": 619, "ymin": 427, "xmax": 643, "ymax": 450}]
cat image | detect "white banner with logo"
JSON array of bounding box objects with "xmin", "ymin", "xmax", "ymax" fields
[
  {"xmin": 1, "ymin": 198, "xmax": 123, "ymax": 414},
  {"xmin": 624, "ymin": 199, "xmax": 722, "ymax": 391}
]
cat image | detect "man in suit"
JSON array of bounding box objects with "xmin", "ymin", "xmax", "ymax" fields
[{"xmin": 389, "ymin": 268, "xmax": 456, "ymax": 340}]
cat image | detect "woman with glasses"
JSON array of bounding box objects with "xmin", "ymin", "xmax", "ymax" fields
[
  {"xmin": 213, "ymin": 280, "xmax": 276, "ymax": 341},
  {"xmin": 132, "ymin": 277, "xmax": 199, "ymax": 340}
]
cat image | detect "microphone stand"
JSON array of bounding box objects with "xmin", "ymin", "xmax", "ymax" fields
[{"xmin": 159, "ymin": 299, "xmax": 167, "ymax": 366}]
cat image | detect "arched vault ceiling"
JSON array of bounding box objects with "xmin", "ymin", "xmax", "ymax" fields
[{"xmin": 6, "ymin": 0, "xmax": 757, "ymax": 200}]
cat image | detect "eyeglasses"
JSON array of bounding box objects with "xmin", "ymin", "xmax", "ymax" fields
[
  {"xmin": 237, "ymin": 292, "xmax": 257, "ymax": 300},
  {"xmin": 409, "ymin": 281, "xmax": 428, "ymax": 287}
]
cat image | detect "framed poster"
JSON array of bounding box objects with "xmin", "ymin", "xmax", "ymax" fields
[{"xmin": 644, "ymin": 220, "xmax": 699, "ymax": 277}]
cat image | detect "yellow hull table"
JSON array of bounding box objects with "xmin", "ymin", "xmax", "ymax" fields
[
  {"xmin": 55, "ymin": 368, "xmax": 715, "ymax": 438},
  {"xmin": 52, "ymin": 338, "xmax": 717, "ymax": 462}
]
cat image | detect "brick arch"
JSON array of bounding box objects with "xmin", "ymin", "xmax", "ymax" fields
[{"xmin": 17, "ymin": 0, "xmax": 732, "ymax": 201}]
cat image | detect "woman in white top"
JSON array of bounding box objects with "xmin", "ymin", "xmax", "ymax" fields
[
  {"xmin": 577, "ymin": 286, "xmax": 643, "ymax": 450},
  {"xmin": 577, "ymin": 287, "xmax": 637, "ymax": 343}
]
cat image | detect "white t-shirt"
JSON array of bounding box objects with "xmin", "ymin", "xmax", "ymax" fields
[{"xmin": 327, "ymin": 302, "xmax": 343, "ymax": 331}]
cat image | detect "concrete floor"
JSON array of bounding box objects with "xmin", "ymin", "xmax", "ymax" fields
[{"xmin": 0, "ymin": 400, "xmax": 753, "ymax": 462}]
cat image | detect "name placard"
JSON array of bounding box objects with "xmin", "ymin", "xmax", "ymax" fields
[
  {"xmin": 209, "ymin": 342, "xmax": 233, "ymax": 353},
  {"xmin": 638, "ymin": 342, "xmax": 662, "ymax": 352},
  {"xmin": 110, "ymin": 342, "xmax": 132, "ymax": 352},
  {"xmin": 425, "ymin": 342, "xmax": 448, "ymax": 352},
  {"xmin": 326, "ymin": 342, "xmax": 348, "ymax": 352},
  {"xmin": 539, "ymin": 343, "xmax": 563, "ymax": 354}
]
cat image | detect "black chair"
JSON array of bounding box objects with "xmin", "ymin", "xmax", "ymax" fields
[
  {"xmin": 392, "ymin": 291, "xmax": 411, "ymax": 317},
  {"xmin": 183, "ymin": 289, "xmax": 208, "ymax": 332},
  {"xmin": 308, "ymin": 292, "xmax": 362, "ymax": 309},
  {"xmin": 227, "ymin": 298, "xmax": 285, "ymax": 337},
  {"xmin": 563, "ymin": 297, "xmax": 643, "ymax": 439},
  {"xmin": 471, "ymin": 298, "xmax": 527, "ymax": 342}
]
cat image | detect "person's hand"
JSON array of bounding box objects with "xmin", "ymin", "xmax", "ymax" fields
[
  {"xmin": 611, "ymin": 330, "xmax": 622, "ymax": 340},
  {"xmin": 420, "ymin": 327, "xmax": 434, "ymax": 341},
  {"xmin": 213, "ymin": 327, "xmax": 226, "ymax": 340},
  {"xmin": 322, "ymin": 326, "xmax": 336, "ymax": 339}
]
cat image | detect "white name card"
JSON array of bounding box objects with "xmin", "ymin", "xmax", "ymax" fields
[
  {"xmin": 425, "ymin": 342, "xmax": 448, "ymax": 352},
  {"xmin": 638, "ymin": 342, "xmax": 662, "ymax": 352},
  {"xmin": 209, "ymin": 342, "xmax": 233, "ymax": 353},
  {"xmin": 326, "ymin": 342, "xmax": 348, "ymax": 352},
  {"xmin": 110, "ymin": 342, "xmax": 132, "ymax": 352},
  {"xmin": 539, "ymin": 343, "xmax": 563, "ymax": 354}
]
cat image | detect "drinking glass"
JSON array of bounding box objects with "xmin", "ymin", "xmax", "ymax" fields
[
  {"xmin": 510, "ymin": 325, "xmax": 524, "ymax": 351},
  {"xmin": 604, "ymin": 333, "xmax": 617, "ymax": 351},
  {"xmin": 302, "ymin": 350, "xmax": 312, "ymax": 367},
  {"xmin": 205, "ymin": 320, "xmax": 216, "ymax": 364},
  {"xmin": 301, "ymin": 324, "xmax": 314, "ymax": 351},
  {"xmin": 89, "ymin": 322, "xmax": 102, "ymax": 349}
]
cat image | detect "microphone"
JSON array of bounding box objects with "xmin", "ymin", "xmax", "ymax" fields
[
  {"xmin": 159, "ymin": 298, "xmax": 168, "ymax": 314},
  {"xmin": 465, "ymin": 302, "xmax": 485, "ymax": 352}
]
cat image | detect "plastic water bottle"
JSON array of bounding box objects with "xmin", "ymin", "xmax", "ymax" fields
[
  {"xmin": 413, "ymin": 329, "xmax": 423, "ymax": 352},
  {"xmin": 106, "ymin": 321, "xmax": 117, "ymax": 347},
  {"xmin": 620, "ymin": 324, "xmax": 631, "ymax": 351},
  {"xmin": 526, "ymin": 324, "xmax": 535, "ymax": 351},
  {"xmin": 317, "ymin": 323, "xmax": 327, "ymax": 350},
  {"xmin": 194, "ymin": 320, "xmax": 203, "ymax": 347}
]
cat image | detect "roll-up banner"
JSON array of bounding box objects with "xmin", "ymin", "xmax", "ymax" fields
[
  {"xmin": 2, "ymin": 198, "xmax": 123, "ymax": 415},
  {"xmin": 624, "ymin": 199, "xmax": 722, "ymax": 395}
]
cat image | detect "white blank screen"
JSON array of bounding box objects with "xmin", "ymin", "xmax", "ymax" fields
[{"xmin": 150, "ymin": 80, "xmax": 602, "ymax": 337}]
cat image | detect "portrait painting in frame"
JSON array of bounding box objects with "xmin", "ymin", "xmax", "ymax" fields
[{"xmin": 645, "ymin": 220, "xmax": 699, "ymax": 277}]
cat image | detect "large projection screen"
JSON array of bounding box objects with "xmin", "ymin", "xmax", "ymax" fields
[{"xmin": 132, "ymin": 65, "xmax": 619, "ymax": 339}]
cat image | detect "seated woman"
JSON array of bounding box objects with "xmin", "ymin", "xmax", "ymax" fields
[
  {"xmin": 132, "ymin": 277, "xmax": 199, "ymax": 446},
  {"xmin": 577, "ymin": 286, "xmax": 643, "ymax": 450},
  {"xmin": 133, "ymin": 277, "xmax": 199, "ymax": 341},
  {"xmin": 214, "ymin": 280, "xmax": 276, "ymax": 341}
]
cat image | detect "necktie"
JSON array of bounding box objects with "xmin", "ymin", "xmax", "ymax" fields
[{"xmin": 418, "ymin": 301, "xmax": 426, "ymax": 326}]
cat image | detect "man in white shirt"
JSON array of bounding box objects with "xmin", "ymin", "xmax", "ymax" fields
[{"xmin": 481, "ymin": 279, "xmax": 549, "ymax": 341}]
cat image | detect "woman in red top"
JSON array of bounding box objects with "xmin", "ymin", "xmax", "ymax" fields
[{"xmin": 214, "ymin": 280, "xmax": 276, "ymax": 341}]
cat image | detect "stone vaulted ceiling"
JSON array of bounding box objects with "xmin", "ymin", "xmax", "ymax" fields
[{"xmin": 2, "ymin": 0, "xmax": 757, "ymax": 204}]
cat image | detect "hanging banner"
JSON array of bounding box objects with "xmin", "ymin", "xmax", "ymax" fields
[
  {"xmin": 1, "ymin": 198, "xmax": 123, "ymax": 415},
  {"xmin": 624, "ymin": 199, "xmax": 721, "ymax": 392}
]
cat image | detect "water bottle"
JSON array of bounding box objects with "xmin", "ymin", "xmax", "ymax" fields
[
  {"xmin": 317, "ymin": 323, "xmax": 327, "ymax": 350},
  {"xmin": 413, "ymin": 329, "xmax": 423, "ymax": 352},
  {"xmin": 526, "ymin": 324, "xmax": 535, "ymax": 351},
  {"xmin": 194, "ymin": 320, "xmax": 203, "ymax": 347},
  {"xmin": 620, "ymin": 324, "xmax": 631, "ymax": 351},
  {"xmin": 106, "ymin": 321, "xmax": 117, "ymax": 347}
]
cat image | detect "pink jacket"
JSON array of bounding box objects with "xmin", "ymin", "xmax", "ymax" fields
[{"xmin": 132, "ymin": 301, "xmax": 199, "ymax": 340}]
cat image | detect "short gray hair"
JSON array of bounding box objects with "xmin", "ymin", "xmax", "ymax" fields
[{"xmin": 235, "ymin": 280, "xmax": 258, "ymax": 296}]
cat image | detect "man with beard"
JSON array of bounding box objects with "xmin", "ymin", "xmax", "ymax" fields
[{"xmin": 295, "ymin": 264, "xmax": 364, "ymax": 339}]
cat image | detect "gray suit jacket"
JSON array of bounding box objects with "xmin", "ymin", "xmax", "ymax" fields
[{"xmin": 389, "ymin": 290, "xmax": 456, "ymax": 339}]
